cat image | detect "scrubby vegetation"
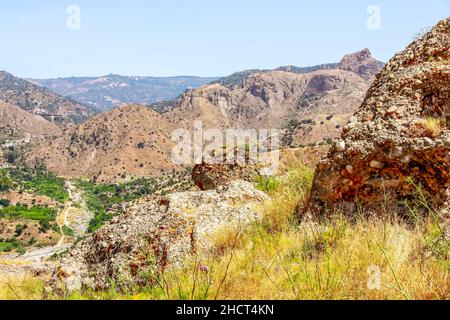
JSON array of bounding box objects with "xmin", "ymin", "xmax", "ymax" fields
[
  {"xmin": 417, "ymin": 117, "xmax": 446, "ymax": 138},
  {"xmin": 0, "ymin": 238, "xmax": 25, "ymax": 254},
  {"xmin": 0, "ymin": 204, "xmax": 57, "ymax": 221},
  {"xmin": 76, "ymin": 178, "xmax": 163, "ymax": 232},
  {"xmin": 255, "ymin": 176, "xmax": 281, "ymax": 193},
  {"xmin": 61, "ymin": 225, "xmax": 75, "ymax": 237},
  {"xmin": 0, "ymin": 168, "xmax": 68, "ymax": 203},
  {"xmin": 76, "ymin": 170, "xmax": 193, "ymax": 232}
]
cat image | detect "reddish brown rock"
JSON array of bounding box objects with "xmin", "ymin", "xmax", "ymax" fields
[
  {"xmin": 309, "ymin": 18, "xmax": 450, "ymax": 216},
  {"xmin": 338, "ymin": 48, "xmax": 385, "ymax": 80},
  {"xmin": 192, "ymin": 162, "xmax": 258, "ymax": 190}
]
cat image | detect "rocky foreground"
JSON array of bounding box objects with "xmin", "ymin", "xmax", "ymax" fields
[
  {"xmin": 310, "ymin": 18, "xmax": 450, "ymax": 216},
  {"xmin": 47, "ymin": 180, "xmax": 267, "ymax": 294}
]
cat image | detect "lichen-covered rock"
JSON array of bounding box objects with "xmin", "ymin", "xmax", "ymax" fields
[
  {"xmin": 310, "ymin": 18, "xmax": 450, "ymax": 215},
  {"xmin": 47, "ymin": 180, "xmax": 268, "ymax": 294},
  {"xmin": 192, "ymin": 162, "xmax": 258, "ymax": 190}
]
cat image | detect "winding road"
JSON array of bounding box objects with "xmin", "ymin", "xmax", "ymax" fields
[{"xmin": 5, "ymin": 181, "xmax": 90, "ymax": 264}]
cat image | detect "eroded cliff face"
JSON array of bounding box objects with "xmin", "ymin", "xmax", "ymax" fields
[{"xmin": 310, "ymin": 18, "xmax": 450, "ymax": 215}]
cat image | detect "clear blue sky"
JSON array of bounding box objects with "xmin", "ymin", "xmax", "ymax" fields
[{"xmin": 0, "ymin": 0, "xmax": 448, "ymax": 78}]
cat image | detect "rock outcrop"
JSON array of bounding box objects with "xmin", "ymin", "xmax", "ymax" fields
[
  {"xmin": 338, "ymin": 48, "xmax": 385, "ymax": 80},
  {"xmin": 48, "ymin": 180, "xmax": 268, "ymax": 293},
  {"xmin": 192, "ymin": 162, "xmax": 258, "ymax": 190},
  {"xmin": 310, "ymin": 18, "xmax": 450, "ymax": 215}
]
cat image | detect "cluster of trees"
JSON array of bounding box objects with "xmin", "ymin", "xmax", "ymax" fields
[{"xmin": 0, "ymin": 168, "xmax": 69, "ymax": 203}]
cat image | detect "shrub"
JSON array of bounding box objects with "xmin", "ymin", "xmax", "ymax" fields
[
  {"xmin": 0, "ymin": 168, "xmax": 69, "ymax": 203},
  {"xmin": 0, "ymin": 199, "xmax": 10, "ymax": 207},
  {"xmin": 0, "ymin": 239, "xmax": 25, "ymax": 254},
  {"xmin": 38, "ymin": 220, "xmax": 51, "ymax": 233},
  {"xmin": 256, "ymin": 176, "xmax": 281, "ymax": 193},
  {"xmin": 5, "ymin": 149, "xmax": 19, "ymax": 164},
  {"xmin": 15, "ymin": 224, "xmax": 27, "ymax": 236}
]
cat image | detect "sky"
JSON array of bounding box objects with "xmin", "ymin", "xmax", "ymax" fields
[{"xmin": 0, "ymin": 0, "xmax": 448, "ymax": 79}]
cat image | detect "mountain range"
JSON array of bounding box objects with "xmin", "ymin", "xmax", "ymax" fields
[
  {"xmin": 24, "ymin": 49, "xmax": 384, "ymax": 183},
  {"xmin": 29, "ymin": 75, "xmax": 219, "ymax": 111},
  {"xmin": 0, "ymin": 71, "xmax": 97, "ymax": 127}
]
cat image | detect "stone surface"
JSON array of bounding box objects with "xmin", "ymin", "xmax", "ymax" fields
[
  {"xmin": 47, "ymin": 180, "xmax": 268, "ymax": 293},
  {"xmin": 309, "ymin": 18, "xmax": 450, "ymax": 215},
  {"xmin": 192, "ymin": 162, "xmax": 259, "ymax": 190},
  {"xmin": 338, "ymin": 48, "xmax": 385, "ymax": 80}
]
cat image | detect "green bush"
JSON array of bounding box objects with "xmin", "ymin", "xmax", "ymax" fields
[
  {"xmin": 76, "ymin": 178, "xmax": 159, "ymax": 232},
  {"xmin": 15, "ymin": 224, "xmax": 27, "ymax": 236},
  {"xmin": 5, "ymin": 149, "xmax": 19, "ymax": 164},
  {"xmin": 256, "ymin": 176, "xmax": 281, "ymax": 193},
  {"xmin": 62, "ymin": 225, "xmax": 75, "ymax": 237},
  {"xmin": 0, "ymin": 239, "xmax": 25, "ymax": 254}
]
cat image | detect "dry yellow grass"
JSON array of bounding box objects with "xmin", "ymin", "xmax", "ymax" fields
[
  {"xmin": 418, "ymin": 117, "xmax": 446, "ymax": 137},
  {"xmin": 84, "ymin": 217, "xmax": 443, "ymax": 300},
  {"xmin": 2, "ymin": 157, "xmax": 449, "ymax": 300},
  {"xmin": 0, "ymin": 274, "xmax": 46, "ymax": 300},
  {"xmin": 69, "ymin": 159, "xmax": 448, "ymax": 301}
]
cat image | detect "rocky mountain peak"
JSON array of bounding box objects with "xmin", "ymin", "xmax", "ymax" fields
[{"xmin": 338, "ymin": 49, "xmax": 384, "ymax": 80}]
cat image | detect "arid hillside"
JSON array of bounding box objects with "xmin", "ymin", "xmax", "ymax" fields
[
  {"xmin": 26, "ymin": 105, "xmax": 176, "ymax": 183},
  {"xmin": 159, "ymin": 49, "xmax": 383, "ymax": 145},
  {"xmin": 0, "ymin": 71, "xmax": 97, "ymax": 127},
  {"xmin": 25, "ymin": 50, "xmax": 383, "ymax": 182},
  {"xmin": 0, "ymin": 100, "xmax": 61, "ymax": 142}
]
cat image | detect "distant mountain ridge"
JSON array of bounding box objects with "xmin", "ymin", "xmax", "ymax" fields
[
  {"xmin": 28, "ymin": 51, "xmax": 383, "ymax": 114},
  {"xmin": 0, "ymin": 71, "xmax": 97, "ymax": 127},
  {"xmin": 29, "ymin": 75, "xmax": 219, "ymax": 111},
  {"xmin": 149, "ymin": 51, "xmax": 383, "ymax": 114},
  {"xmin": 0, "ymin": 100, "xmax": 61, "ymax": 142}
]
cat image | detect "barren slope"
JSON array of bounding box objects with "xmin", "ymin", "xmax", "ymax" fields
[
  {"xmin": 0, "ymin": 99, "xmax": 61, "ymax": 142},
  {"xmin": 26, "ymin": 105, "xmax": 176, "ymax": 183},
  {"xmin": 0, "ymin": 71, "xmax": 97, "ymax": 127}
]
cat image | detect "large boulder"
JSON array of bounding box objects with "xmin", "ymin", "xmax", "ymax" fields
[
  {"xmin": 47, "ymin": 180, "xmax": 268, "ymax": 293},
  {"xmin": 310, "ymin": 18, "xmax": 450, "ymax": 215},
  {"xmin": 192, "ymin": 162, "xmax": 258, "ymax": 190}
]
